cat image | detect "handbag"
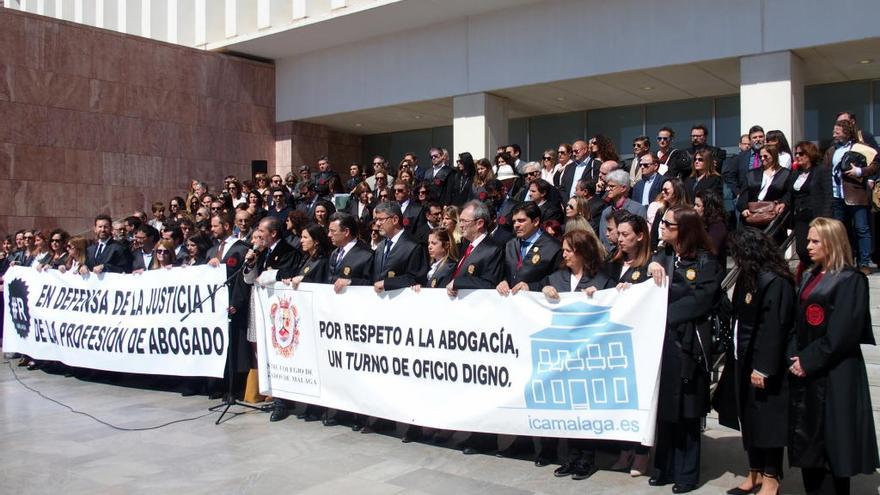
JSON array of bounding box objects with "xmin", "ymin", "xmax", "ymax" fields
[{"xmin": 744, "ymin": 201, "xmax": 777, "ymax": 227}]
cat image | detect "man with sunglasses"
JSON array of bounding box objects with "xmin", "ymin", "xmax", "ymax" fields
[
  {"xmin": 425, "ymin": 147, "xmax": 457, "ymax": 206},
  {"xmin": 656, "ymin": 127, "xmax": 691, "ymax": 181},
  {"xmin": 558, "ymin": 139, "xmax": 596, "ymax": 199},
  {"xmin": 685, "ymin": 124, "xmax": 726, "ymax": 181},
  {"xmin": 598, "ymin": 170, "xmax": 647, "ymax": 249},
  {"xmin": 628, "ymin": 136, "xmax": 651, "ymax": 184},
  {"xmin": 632, "ymin": 153, "xmax": 664, "ymax": 207},
  {"xmin": 392, "ymin": 181, "xmax": 423, "ymax": 235},
  {"xmin": 511, "ymin": 162, "xmax": 542, "ymax": 202}
]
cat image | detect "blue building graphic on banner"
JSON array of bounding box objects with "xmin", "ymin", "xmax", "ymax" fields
[{"xmin": 524, "ymin": 301, "xmax": 637, "ymax": 410}]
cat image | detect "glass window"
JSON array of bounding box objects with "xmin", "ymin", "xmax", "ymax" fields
[
  {"xmin": 714, "ymin": 95, "xmax": 741, "ymax": 150},
  {"xmin": 587, "ymin": 106, "xmax": 641, "ymax": 157},
  {"xmin": 508, "ymin": 118, "xmax": 529, "ymax": 160},
  {"xmin": 529, "ymin": 111, "xmax": 585, "ymax": 162},
  {"xmin": 646, "ymin": 99, "xmax": 712, "ymax": 151},
  {"xmin": 804, "ymin": 80, "xmax": 871, "ymax": 142}
]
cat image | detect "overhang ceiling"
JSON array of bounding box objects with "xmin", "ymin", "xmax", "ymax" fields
[{"xmin": 301, "ymin": 38, "xmax": 880, "ymax": 135}]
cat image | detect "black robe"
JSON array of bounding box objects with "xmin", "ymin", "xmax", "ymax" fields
[
  {"xmin": 788, "ymin": 267, "xmax": 880, "ymax": 476},
  {"xmin": 654, "ymin": 248, "xmax": 720, "ymax": 421},
  {"xmin": 731, "ymin": 272, "xmax": 795, "ymax": 449},
  {"xmin": 502, "ymin": 233, "xmax": 562, "ymax": 291}
]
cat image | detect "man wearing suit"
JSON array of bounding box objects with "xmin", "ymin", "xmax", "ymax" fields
[
  {"xmin": 497, "ymin": 202, "xmax": 562, "ymax": 295},
  {"xmin": 131, "ymin": 224, "xmax": 160, "ymax": 272},
  {"xmin": 598, "ymin": 170, "xmax": 648, "ymax": 249},
  {"xmin": 372, "ymin": 202, "xmax": 428, "ymax": 293},
  {"xmin": 393, "ymin": 182, "xmax": 423, "ymax": 235},
  {"xmin": 82, "ymin": 214, "xmax": 132, "ymax": 274},
  {"xmin": 425, "ymin": 147, "xmax": 457, "ymax": 206},
  {"xmin": 722, "ymin": 125, "xmax": 765, "ymax": 205},
  {"xmin": 685, "ymin": 124, "xmax": 727, "ymax": 180},
  {"xmin": 327, "ymin": 212, "xmax": 374, "ymax": 294},
  {"xmin": 628, "ymin": 136, "xmax": 651, "ymax": 184},
  {"xmin": 558, "ymin": 140, "xmax": 597, "ymax": 199},
  {"xmin": 447, "ymin": 200, "xmax": 504, "ymax": 295},
  {"xmin": 323, "ymin": 212, "xmax": 374, "ymax": 428},
  {"xmin": 206, "ymin": 212, "xmax": 252, "ymax": 399},
  {"xmin": 295, "ymin": 182, "xmax": 319, "ymax": 218},
  {"xmin": 631, "ymin": 153, "xmax": 664, "ymax": 207},
  {"xmin": 656, "ymin": 127, "xmax": 692, "ymax": 180},
  {"xmin": 243, "ymin": 216, "xmax": 301, "ymax": 422}
]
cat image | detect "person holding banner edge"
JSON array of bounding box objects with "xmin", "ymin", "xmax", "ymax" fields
[
  {"xmin": 539, "ymin": 227, "xmax": 613, "ymax": 480},
  {"xmin": 647, "ymin": 205, "xmax": 721, "ymax": 494}
]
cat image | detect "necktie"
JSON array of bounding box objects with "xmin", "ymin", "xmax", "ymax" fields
[
  {"xmin": 263, "ymin": 248, "xmax": 272, "ymax": 270},
  {"xmin": 381, "ymin": 239, "xmax": 392, "ymax": 272},
  {"xmin": 517, "ymin": 240, "xmax": 531, "ymax": 269},
  {"xmin": 217, "ymin": 240, "xmax": 226, "ymax": 260},
  {"xmin": 751, "ymin": 151, "xmax": 761, "ymax": 170},
  {"xmin": 96, "ymin": 242, "xmax": 105, "ymax": 260},
  {"xmin": 452, "ymin": 243, "xmax": 475, "ymax": 278},
  {"xmin": 332, "ymin": 248, "xmax": 343, "ymax": 274}
]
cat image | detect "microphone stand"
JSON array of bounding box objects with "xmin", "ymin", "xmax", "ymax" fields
[{"xmin": 183, "ymin": 251, "xmax": 270, "ymax": 424}]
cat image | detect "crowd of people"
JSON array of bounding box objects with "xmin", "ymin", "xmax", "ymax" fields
[{"xmin": 1, "ymin": 111, "xmax": 879, "ymax": 494}]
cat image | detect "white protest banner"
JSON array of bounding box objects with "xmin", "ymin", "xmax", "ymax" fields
[
  {"xmin": 3, "ymin": 265, "xmax": 230, "ymax": 377},
  {"xmin": 255, "ymin": 282, "xmax": 667, "ymax": 443}
]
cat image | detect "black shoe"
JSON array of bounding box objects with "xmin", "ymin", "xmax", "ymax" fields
[
  {"xmin": 462, "ymin": 447, "xmax": 480, "ymax": 455},
  {"xmin": 672, "ymin": 484, "xmax": 697, "ymax": 494},
  {"xmin": 322, "ymin": 418, "xmax": 338, "ymax": 426},
  {"xmin": 571, "ymin": 461, "xmax": 598, "ymax": 481},
  {"xmin": 26, "ymin": 362, "xmax": 40, "ymax": 371},
  {"xmin": 360, "ymin": 426, "xmax": 374, "ymax": 434},
  {"xmin": 269, "ymin": 408, "xmax": 289, "ymax": 422},
  {"xmin": 351, "ymin": 424, "xmax": 363, "ymax": 432},
  {"xmin": 534, "ymin": 457, "xmax": 549, "ymax": 467},
  {"xmin": 726, "ymin": 484, "xmax": 762, "ymax": 495},
  {"xmin": 554, "ymin": 463, "xmax": 574, "ymax": 477},
  {"xmin": 304, "ymin": 414, "xmax": 321, "ymax": 422},
  {"xmin": 649, "ymin": 477, "xmax": 672, "ymax": 487}
]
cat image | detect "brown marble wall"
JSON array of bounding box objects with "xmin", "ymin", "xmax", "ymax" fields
[
  {"xmin": 275, "ymin": 120, "xmax": 363, "ymax": 178},
  {"xmin": 0, "ymin": 9, "xmax": 275, "ymax": 236}
]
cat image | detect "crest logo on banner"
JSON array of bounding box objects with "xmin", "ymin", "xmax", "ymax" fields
[
  {"xmin": 270, "ymin": 296, "xmax": 300, "ymax": 358},
  {"xmin": 8, "ymin": 278, "xmax": 31, "ymax": 339},
  {"xmin": 525, "ymin": 302, "xmax": 637, "ymax": 410}
]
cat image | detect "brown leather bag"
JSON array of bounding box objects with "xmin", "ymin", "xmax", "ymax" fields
[{"xmin": 745, "ymin": 201, "xmax": 778, "ymax": 227}]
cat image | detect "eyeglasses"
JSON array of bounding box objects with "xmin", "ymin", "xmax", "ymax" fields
[
  {"xmin": 418, "ymin": 190, "xmax": 428, "ymax": 195},
  {"xmin": 66, "ymin": 245, "xmax": 74, "ymax": 250},
  {"xmin": 376, "ymin": 176, "xmax": 386, "ymax": 180},
  {"xmin": 526, "ymin": 171, "xmax": 539, "ymax": 177},
  {"xmin": 373, "ymin": 216, "xmax": 390, "ymax": 223},
  {"xmin": 660, "ymin": 219, "xmax": 678, "ymax": 228},
  {"xmin": 271, "ymin": 179, "xmax": 282, "ymax": 184},
  {"xmin": 694, "ymin": 157, "xmax": 704, "ymax": 162},
  {"xmin": 50, "ymin": 238, "xmax": 62, "ymax": 243},
  {"xmin": 24, "ymin": 236, "xmax": 34, "ymax": 240},
  {"xmin": 656, "ymin": 136, "xmax": 670, "ymax": 142},
  {"xmin": 760, "ymin": 155, "xmax": 772, "ymax": 161},
  {"xmin": 430, "ymin": 154, "xmax": 440, "ymax": 159},
  {"xmin": 795, "ymin": 151, "xmax": 806, "ymax": 157},
  {"xmin": 393, "ymin": 188, "xmax": 406, "ymax": 193},
  {"xmin": 273, "ymin": 195, "xmax": 284, "ymax": 199},
  {"xmin": 542, "ymin": 157, "xmax": 552, "ymax": 161},
  {"xmin": 565, "ymin": 204, "xmax": 575, "ymax": 209},
  {"xmin": 379, "ymin": 194, "xmax": 389, "ymax": 199},
  {"xmin": 690, "ymin": 135, "xmax": 704, "ymax": 139},
  {"xmin": 371, "ymin": 230, "xmax": 380, "ymax": 234},
  {"xmin": 639, "ymin": 162, "xmax": 654, "ymax": 167},
  {"xmin": 155, "ymin": 249, "xmax": 170, "ymax": 254},
  {"xmin": 558, "ymin": 150, "xmax": 568, "ymax": 155}
]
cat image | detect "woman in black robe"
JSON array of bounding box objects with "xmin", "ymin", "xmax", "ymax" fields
[
  {"xmin": 647, "ymin": 205, "xmax": 720, "ymax": 494},
  {"xmin": 788, "ymin": 217, "xmax": 879, "ymax": 494},
  {"xmin": 726, "ymin": 227, "xmax": 796, "ymax": 495},
  {"xmin": 279, "ymin": 224, "xmax": 330, "ymax": 285}
]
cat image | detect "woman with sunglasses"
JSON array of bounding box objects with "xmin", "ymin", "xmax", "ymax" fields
[
  {"xmin": 43, "ymin": 229, "xmax": 70, "ymax": 269},
  {"xmin": 738, "ymin": 145, "xmax": 792, "ymax": 226},
  {"xmin": 649, "ymin": 178, "xmax": 689, "ymax": 250},
  {"xmin": 149, "ymin": 240, "xmax": 178, "ymax": 270},
  {"xmin": 168, "ymin": 196, "xmax": 186, "ymax": 220},
  {"xmin": 553, "ymin": 143, "xmax": 574, "ymax": 188},
  {"xmin": 58, "ymin": 236, "xmax": 88, "ymax": 274},
  {"xmin": 646, "ymin": 205, "xmax": 720, "ymax": 493},
  {"xmin": 414, "ymin": 182, "xmax": 430, "ymax": 205},
  {"xmin": 684, "ymin": 149, "xmax": 723, "ymax": 203},
  {"xmin": 540, "ymin": 149, "xmax": 559, "ymax": 183},
  {"xmin": 790, "ymin": 141, "xmax": 832, "ymax": 281}
]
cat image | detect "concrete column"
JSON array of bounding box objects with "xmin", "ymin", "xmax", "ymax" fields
[
  {"xmin": 740, "ymin": 50, "xmax": 805, "ymax": 143},
  {"xmin": 453, "ymin": 92, "xmax": 508, "ymax": 162}
]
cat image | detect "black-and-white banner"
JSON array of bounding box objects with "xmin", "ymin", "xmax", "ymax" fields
[
  {"xmin": 3, "ymin": 265, "xmax": 229, "ymax": 377},
  {"xmin": 255, "ymin": 282, "xmax": 667, "ymax": 443}
]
